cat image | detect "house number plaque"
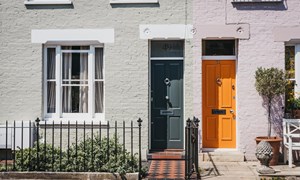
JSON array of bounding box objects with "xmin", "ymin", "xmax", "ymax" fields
[{"xmin": 212, "ymin": 109, "xmax": 226, "ymax": 115}]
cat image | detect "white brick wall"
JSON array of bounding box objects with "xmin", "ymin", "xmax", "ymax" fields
[{"xmin": 0, "ymin": 0, "xmax": 193, "ymax": 158}]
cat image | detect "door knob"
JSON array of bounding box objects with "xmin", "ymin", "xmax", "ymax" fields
[
  {"xmin": 230, "ymin": 109, "xmax": 234, "ymax": 114},
  {"xmin": 165, "ymin": 96, "xmax": 169, "ymax": 100}
]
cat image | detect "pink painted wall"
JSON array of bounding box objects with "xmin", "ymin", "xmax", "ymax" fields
[{"xmin": 193, "ymin": 0, "xmax": 299, "ymax": 160}]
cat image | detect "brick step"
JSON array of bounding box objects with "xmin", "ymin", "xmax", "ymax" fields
[
  {"xmin": 199, "ymin": 151, "xmax": 244, "ymax": 162},
  {"xmin": 147, "ymin": 150, "xmax": 185, "ymax": 160}
]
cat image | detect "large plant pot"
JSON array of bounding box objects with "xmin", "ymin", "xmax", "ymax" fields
[
  {"xmin": 292, "ymin": 110, "xmax": 300, "ymax": 118},
  {"xmin": 255, "ymin": 136, "xmax": 282, "ymax": 166}
]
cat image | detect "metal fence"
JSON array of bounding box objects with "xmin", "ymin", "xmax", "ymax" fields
[
  {"xmin": 0, "ymin": 118, "xmax": 143, "ymax": 179},
  {"xmin": 185, "ymin": 117, "xmax": 201, "ymax": 179}
]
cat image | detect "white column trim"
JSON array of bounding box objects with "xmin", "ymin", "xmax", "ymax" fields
[
  {"xmin": 140, "ymin": 24, "xmax": 194, "ymax": 39},
  {"xmin": 32, "ymin": 29, "xmax": 115, "ymax": 44}
]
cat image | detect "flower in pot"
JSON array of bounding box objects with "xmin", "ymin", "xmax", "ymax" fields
[{"xmin": 255, "ymin": 67, "xmax": 287, "ymax": 165}]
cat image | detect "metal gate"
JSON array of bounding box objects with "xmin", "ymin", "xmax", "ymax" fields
[{"xmin": 185, "ymin": 117, "xmax": 201, "ymax": 179}]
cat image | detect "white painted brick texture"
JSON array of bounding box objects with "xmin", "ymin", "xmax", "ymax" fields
[
  {"xmin": 0, "ymin": 0, "xmax": 193, "ymax": 158},
  {"xmin": 194, "ymin": 0, "xmax": 296, "ymax": 160}
]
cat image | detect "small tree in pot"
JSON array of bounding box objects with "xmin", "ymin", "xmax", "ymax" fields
[{"xmin": 255, "ymin": 67, "xmax": 287, "ymax": 165}]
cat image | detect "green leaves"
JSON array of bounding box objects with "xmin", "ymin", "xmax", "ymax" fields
[
  {"xmin": 255, "ymin": 67, "xmax": 287, "ymax": 137},
  {"xmin": 14, "ymin": 135, "xmax": 139, "ymax": 175},
  {"xmin": 255, "ymin": 67, "xmax": 287, "ymax": 99}
]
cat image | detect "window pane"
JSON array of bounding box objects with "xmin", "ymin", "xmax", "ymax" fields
[
  {"xmin": 95, "ymin": 48, "xmax": 104, "ymax": 79},
  {"xmin": 151, "ymin": 41, "xmax": 184, "ymax": 57},
  {"xmin": 62, "ymin": 81, "xmax": 88, "ymax": 85},
  {"xmin": 62, "ymin": 53, "xmax": 88, "ymax": 80},
  {"xmin": 62, "ymin": 86, "xmax": 88, "ymax": 113},
  {"xmin": 62, "ymin": 46, "xmax": 89, "ymax": 50},
  {"xmin": 47, "ymin": 82, "xmax": 56, "ymax": 113},
  {"xmin": 95, "ymin": 81, "xmax": 104, "ymax": 113},
  {"xmin": 47, "ymin": 48, "xmax": 56, "ymax": 79},
  {"xmin": 203, "ymin": 40, "xmax": 235, "ymax": 56},
  {"xmin": 285, "ymin": 46, "xmax": 295, "ymax": 113},
  {"xmin": 285, "ymin": 46, "xmax": 295, "ymax": 79}
]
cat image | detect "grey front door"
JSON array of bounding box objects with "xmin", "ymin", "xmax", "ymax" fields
[{"xmin": 151, "ymin": 60, "xmax": 183, "ymax": 149}]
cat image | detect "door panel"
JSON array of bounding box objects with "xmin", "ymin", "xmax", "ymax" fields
[
  {"xmin": 169, "ymin": 116, "xmax": 180, "ymax": 140},
  {"xmin": 221, "ymin": 117, "xmax": 232, "ymax": 140},
  {"xmin": 206, "ymin": 116, "xmax": 218, "ymax": 141},
  {"xmin": 206, "ymin": 65, "xmax": 218, "ymax": 107},
  {"xmin": 202, "ymin": 60, "xmax": 236, "ymax": 148},
  {"xmin": 151, "ymin": 60, "xmax": 183, "ymax": 149}
]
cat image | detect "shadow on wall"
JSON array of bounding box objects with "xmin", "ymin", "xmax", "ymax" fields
[
  {"xmin": 25, "ymin": 4, "xmax": 74, "ymax": 10},
  {"xmin": 232, "ymin": 1, "xmax": 288, "ymax": 11},
  {"xmin": 262, "ymin": 96, "xmax": 284, "ymax": 137},
  {"xmin": 110, "ymin": 4, "xmax": 160, "ymax": 8}
]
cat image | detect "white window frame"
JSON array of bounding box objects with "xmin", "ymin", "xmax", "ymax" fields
[
  {"xmin": 43, "ymin": 45, "xmax": 105, "ymax": 123},
  {"xmin": 24, "ymin": 0, "xmax": 72, "ymax": 5}
]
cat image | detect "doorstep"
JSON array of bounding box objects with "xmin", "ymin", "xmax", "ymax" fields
[
  {"xmin": 199, "ymin": 151, "xmax": 245, "ymax": 162},
  {"xmin": 147, "ymin": 149, "xmax": 185, "ymax": 160}
]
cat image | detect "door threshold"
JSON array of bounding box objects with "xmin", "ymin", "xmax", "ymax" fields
[
  {"xmin": 149, "ymin": 149, "xmax": 184, "ymax": 153},
  {"xmin": 201, "ymin": 148, "xmax": 237, "ymax": 152}
]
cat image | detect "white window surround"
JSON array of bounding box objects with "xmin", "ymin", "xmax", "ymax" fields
[
  {"xmin": 32, "ymin": 29, "xmax": 115, "ymax": 44},
  {"xmin": 140, "ymin": 24, "xmax": 194, "ymax": 40},
  {"xmin": 24, "ymin": 0, "xmax": 72, "ymax": 5},
  {"xmin": 110, "ymin": 0, "xmax": 158, "ymax": 4},
  {"xmin": 202, "ymin": 56, "xmax": 237, "ymax": 60},
  {"xmin": 44, "ymin": 45, "xmax": 105, "ymax": 123}
]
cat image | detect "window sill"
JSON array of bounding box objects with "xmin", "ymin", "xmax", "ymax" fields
[
  {"xmin": 110, "ymin": 0, "xmax": 158, "ymax": 4},
  {"xmin": 24, "ymin": 0, "xmax": 72, "ymax": 5},
  {"xmin": 40, "ymin": 119, "xmax": 108, "ymax": 128}
]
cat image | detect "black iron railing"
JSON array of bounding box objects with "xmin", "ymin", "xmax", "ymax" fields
[
  {"xmin": 185, "ymin": 117, "xmax": 201, "ymax": 179},
  {"xmin": 0, "ymin": 118, "xmax": 143, "ymax": 179}
]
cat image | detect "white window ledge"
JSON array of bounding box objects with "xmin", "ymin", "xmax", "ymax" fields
[
  {"xmin": 41, "ymin": 119, "xmax": 108, "ymax": 126},
  {"xmin": 110, "ymin": 0, "xmax": 158, "ymax": 4},
  {"xmin": 24, "ymin": 0, "xmax": 72, "ymax": 5}
]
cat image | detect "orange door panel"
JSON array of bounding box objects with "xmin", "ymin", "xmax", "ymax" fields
[{"xmin": 202, "ymin": 60, "xmax": 236, "ymax": 148}]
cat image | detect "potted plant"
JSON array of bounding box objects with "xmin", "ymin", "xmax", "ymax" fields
[{"xmin": 255, "ymin": 67, "xmax": 287, "ymax": 165}]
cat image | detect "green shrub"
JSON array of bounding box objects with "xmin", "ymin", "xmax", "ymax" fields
[{"xmin": 14, "ymin": 135, "xmax": 139, "ymax": 175}]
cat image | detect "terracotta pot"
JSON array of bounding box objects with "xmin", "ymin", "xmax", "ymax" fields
[
  {"xmin": 255, "ymin": 136, "xmax": 282, "ymax": 166},
  {"xmin": 292, "ymin": 110, "xmax": 300, "ymax": 118}
]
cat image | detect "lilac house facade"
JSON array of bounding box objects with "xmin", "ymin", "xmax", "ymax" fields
[
  {"xmin": 0, "ymin": 0, "xmax": 298, "ymax": 161},
  {"xmin": 193, "ymin": 0, "xmax": 299, "ymax": 160}
]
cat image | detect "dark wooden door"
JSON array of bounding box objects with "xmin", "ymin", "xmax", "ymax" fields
[{"xmin": 151, "ymin": 60, "xmax": 183, "ymax": 149}]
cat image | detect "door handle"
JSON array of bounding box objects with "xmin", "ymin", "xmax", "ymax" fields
[
  {"xmin": 165, "ymin": 96, "xmax": 169, "ymax": 100},
  {"xmin": 230, "ymin": 109, "xmax": 234, "ymax": 114}
]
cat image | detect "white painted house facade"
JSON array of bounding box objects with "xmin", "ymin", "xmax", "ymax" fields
[{"xmin": 1, "ymin": 0, "xmax": 299, "ymax": 161}]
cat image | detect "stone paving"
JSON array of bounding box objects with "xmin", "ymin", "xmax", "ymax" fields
[{"xmin": 200, "ymin": 161, "xmax": 300, "ymax": 180}]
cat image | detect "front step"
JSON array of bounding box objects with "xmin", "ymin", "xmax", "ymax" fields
[
  {"xmin": 147, "ymin": 151, "xmax": 185, "ymax": 160},
  {"xmin": 199, "ymin": 151, "xmax": 244, "ymax": 162}
]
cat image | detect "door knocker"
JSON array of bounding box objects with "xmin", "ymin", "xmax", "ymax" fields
[
  {"xmin": 216, "ymin": 78, "xmax": 222, "ymax": 85},
  {"xmin": 164, "ymin": 78, "xmax": 171, "ymax": 86}
]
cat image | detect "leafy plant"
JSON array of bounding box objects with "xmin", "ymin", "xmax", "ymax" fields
[
  {"xmin": 14, "ymin": 135, "xmax": 140, "ymax": 175},
  {"xmin": 255, "ymin": 67, "xmax": 287, "ymax": 138},
  {"xmin": 15, "ymin": 143, "xmax": 62, "ymax": 171}
]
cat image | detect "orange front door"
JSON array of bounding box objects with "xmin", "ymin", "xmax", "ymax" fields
[{"xmin": 202, "ymin": 60, "xmax": 236, "ymax": 148}]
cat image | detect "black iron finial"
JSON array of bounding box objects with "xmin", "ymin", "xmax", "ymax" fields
[{"xmin": 137, "ymin": 118, "xmax": 143, "ymax": 126}]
